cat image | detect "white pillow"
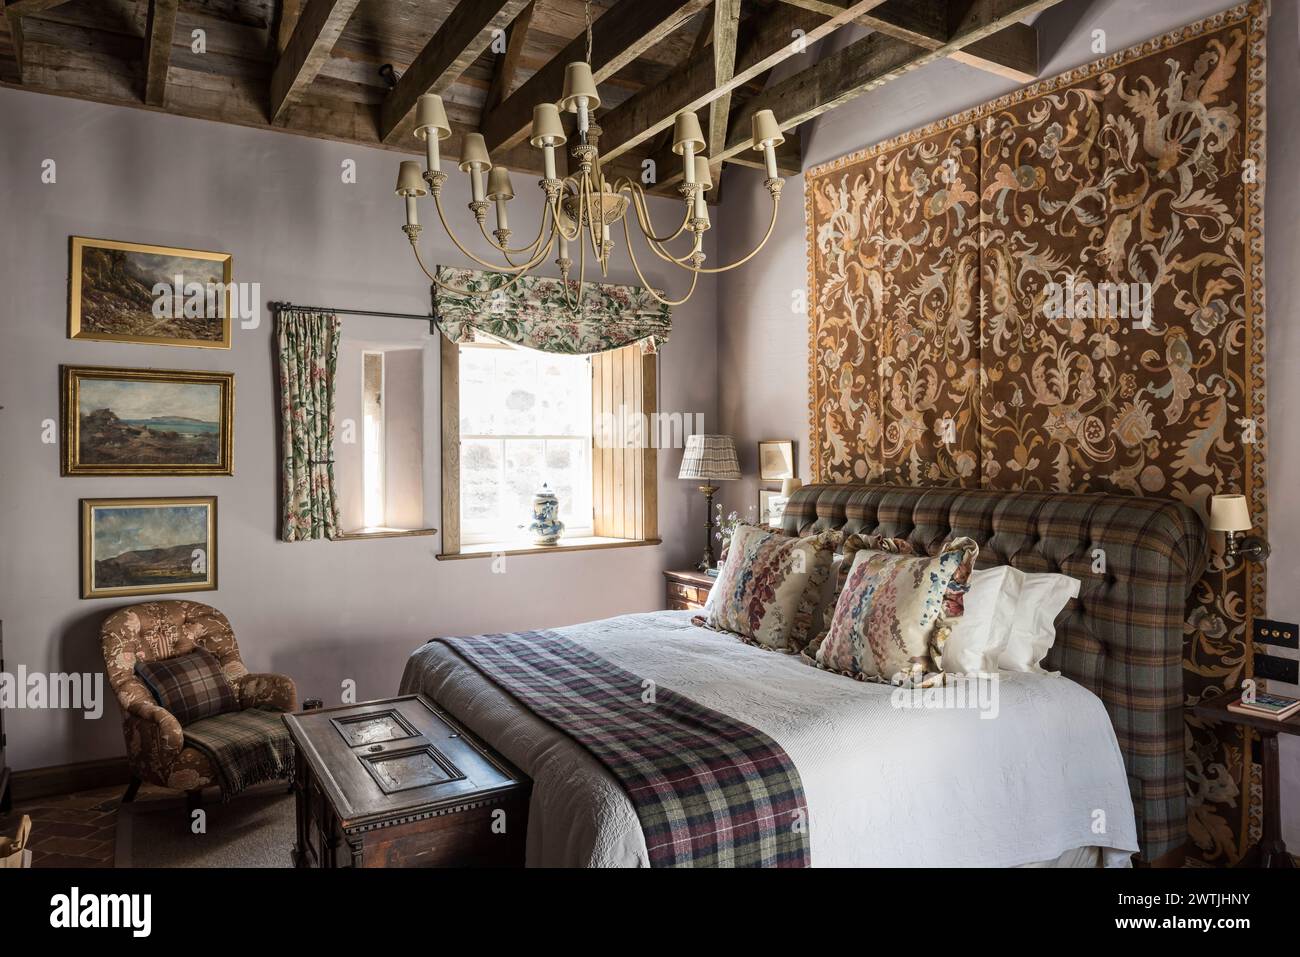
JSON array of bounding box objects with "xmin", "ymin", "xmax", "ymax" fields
[
  {"xmin": 940, "ymin": 566, "xmax": 1022, "ymax": 674},
  {"xmin": 997, "ymin": 570, "xmax": 1082, "ymax": 673}
]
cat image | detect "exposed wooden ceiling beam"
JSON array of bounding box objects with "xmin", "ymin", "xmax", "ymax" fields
[
  {"xmin": 484, "ymin": 0, "xmax": 534, "ymax": 113},
  {"xmin": 142, "ymin": 0, "xmax": 177, "ymax": 107},
  {"xmin": 269, "ymin": 0, "xmax": 362, "ymax": 125},
  {"xmin": 275, "ymin": 0, "xmax": 303, "ymax": 57},
  {"xmin": 1, "ymin": 11, "xmax": 23, "ymax": 83},
  {"xmin": 706, "ymin": 0, "xmax": 741, "ymax": 181},
  {"xmin": 4, "ymin": 0, "xmax": 68, "ymax": 15},
  {"xmin": 481, "ymin": 0, "xmax": 711, "ymax": 154},
  {"xmin": 378, "ymin": 0, "xmax": 532, "ymax": 145},
  {"xmin": 777, "ymin": 0, "xmax": 1040, "ymax": 82},
  {"xmin": 719, "ymin": 0, "xmax": 1062, "ymax": 166},
  {"xmin": 598, "ymin": 0, "xmax": 887, "ymax": 165}
]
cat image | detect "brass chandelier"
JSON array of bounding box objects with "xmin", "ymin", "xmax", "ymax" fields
[{"xmin": 394, "ymin": 1, "xmax": 786, "ymax": 310}]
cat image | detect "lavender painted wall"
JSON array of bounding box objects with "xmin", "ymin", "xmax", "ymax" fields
[
  {"xmin": 0, "ymin": 87, "xmax": 719, "ymax": 771},
  {"xmin": 717, "ymin": 0, "xmax": 1300, "ymax": 845}
]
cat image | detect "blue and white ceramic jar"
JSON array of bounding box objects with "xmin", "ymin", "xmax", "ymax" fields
[{"xmin": 528, "ymin": 483, "xmax": 565, "ymax": 545}]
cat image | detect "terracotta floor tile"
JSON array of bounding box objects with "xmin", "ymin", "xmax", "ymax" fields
[{"xmin": 32, "ymin": 834, "xmax": 104, "ymax": 856}]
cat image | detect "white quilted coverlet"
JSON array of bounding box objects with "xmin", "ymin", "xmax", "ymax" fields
[{"xmin": 399, "ymin": 610, "xmax": 1138, "ymax": 867}]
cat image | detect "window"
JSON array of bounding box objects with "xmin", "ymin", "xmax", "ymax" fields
[
  {"xmin": 362, "ymin": 351, "xmax": 385, "ymax": 529},
  {"xmin": 458, "ymin": 340, "xmax": 593, "ymax": 544},
  {"xmin": 335, "ymin": 335, "xmax": 435, "ymax": 539},
  {"xmin": 440, "ymin": 336, "xmax": 658, "ymax": 557}
]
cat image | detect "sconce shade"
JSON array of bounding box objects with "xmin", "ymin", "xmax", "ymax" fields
[
  {"xmin": 560, "ymin": 61, "xmax": 601, "ymax": 112},
  {"xmin": 395, "ymin": 161, "xmax": 427, "ymax": 197},
  {"xmin": 414, "ymin": 93, "xmax": 451, "ymax": 141},
  {"xmin": 672, "ymin": 112, "xmax": 705, "ymax": 155},
  {"xmin": 751, "ymin": 109, "xmax": 784, "ymax": 150},
  {"xmin": 781, "ymin": 477, "xmax": 802, "ymax": 497},
  {"xmin": 530, "ymin": 103, "xmax": 567, "ymax": 147},
  {"xmin": 459, "ymin": 133, "xmax": 492, "ymax": 172},
  {"xmin": 694, "ymin": 156, "xmax": 713, "ymax": 192},
  {"xmin": 1209, "ymin": 493, "xmax": 1251, "ymax": 532},
  {"xmin": 486, "ymin": 166, "xmax": 514, "ymax": 201},
  {"xmin": 678, "ymin": 434, "xmax": 741, "ymax": 482}
]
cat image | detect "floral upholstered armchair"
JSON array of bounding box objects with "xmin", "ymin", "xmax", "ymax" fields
[{"xmin": 101, "ymin": 600, "xmax": 298, "ymax": 799}]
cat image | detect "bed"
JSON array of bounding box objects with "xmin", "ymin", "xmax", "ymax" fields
[{"xmin": 401, "ymin": 484, "xmax": 1207, "ymax": 867}]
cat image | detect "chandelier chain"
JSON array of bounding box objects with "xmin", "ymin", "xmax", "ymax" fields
[{"xmin": 585, "ymin": 0, "xmax": 593, "ymax": 64}]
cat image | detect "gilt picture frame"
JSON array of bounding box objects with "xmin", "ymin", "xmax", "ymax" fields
[
  {"xmin": 80, "ymin": 497, "xmax": 218, "ymax": 600},
  {"xmin": 62, "ymin": 366, "xmax": 234, "ymax": 476},
  {"xmin": 69, "ymin": 237, "xmax": 233, "ymax": 348}
]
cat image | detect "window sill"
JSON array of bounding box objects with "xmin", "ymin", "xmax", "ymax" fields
[
  {"xmin": 437, "ymin": 536, "xmax": 662, "ymax": 561},
  {"xmin": 336, "ymin": 526, "xmax": 438, "ymax": 541}
]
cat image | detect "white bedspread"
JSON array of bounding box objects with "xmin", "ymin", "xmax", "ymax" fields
[{"xmin": 399, "ymin": 610, "xmax": 1138, "ymax": 867}]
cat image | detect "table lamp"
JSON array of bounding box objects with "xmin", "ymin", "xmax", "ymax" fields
[{"xmin": 678, "ymin": 434, "xmax": 740, "ymax": 570}]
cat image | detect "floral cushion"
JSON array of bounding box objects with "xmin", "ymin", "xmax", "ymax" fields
[
  {"xmin": 704, "ymin": 524, "xmax": 841, "ymax": 653},
  {"xmin": 807, "ymin": 536, "xmax": 978, "ymax": 683}
]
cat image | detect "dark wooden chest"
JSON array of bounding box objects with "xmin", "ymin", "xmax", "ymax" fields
[{"xmin": 283, "ymin": 694, "xmax": 529, "ymax": 868}]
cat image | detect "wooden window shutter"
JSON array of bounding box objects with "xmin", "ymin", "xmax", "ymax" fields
[{"xmin": 591, "ymin": 344, "xmax": 658, "ymax": 541}]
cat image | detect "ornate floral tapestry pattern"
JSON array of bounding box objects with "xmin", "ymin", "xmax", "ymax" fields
[{"xmin": 805, "ymin": 3, "xmax": 1267, "ymax": 863}]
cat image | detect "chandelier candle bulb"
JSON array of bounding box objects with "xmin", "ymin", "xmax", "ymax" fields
[
  {"xmin": 673, "ymin": 112, "xmax": 705, "ymax": 186},
  {"xmin": 751, "ymin": 109, "xmax": 785, "ymax": 180},
  {"xmin": 395, "ymin": 161, "xmax": 427, "ymax": 227},
  {"xmin": 561, "ymin": 61, "xmax": 601, "ymax": 136},
  {"xmin": 414, "ymin": 93, "xmax": 451, "ymax": 172},
  {"xmin": 487, "ymin": 167, "xmax": 514, "ymax": 232}
]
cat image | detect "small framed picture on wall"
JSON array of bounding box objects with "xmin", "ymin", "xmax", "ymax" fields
[
  {"xmin": 758, "ymin": 439, "xmax": 795, "ymax": 481},
  {"xmin": 758, "ymin": 488, "xmax": 788, "ymax": 527}
]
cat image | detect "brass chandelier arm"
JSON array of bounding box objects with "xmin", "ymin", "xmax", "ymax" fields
[
  {"xmin": 650, "ymin": 195, "xmax": 782, "ymax": 274},
  {"xmin": 621, "ymin": 212, "xmax": 700, "ymax": 307},
  {"xmin": 479, "ymin": 201, "xmax": 553, "ymax": 258},
  {"xmin": 430, "ymin": 188, "xmax": 536, "ymax": 272},
  {"xmin": 621, "ymin": 179, "xmax": 694, "ymax": 243}
]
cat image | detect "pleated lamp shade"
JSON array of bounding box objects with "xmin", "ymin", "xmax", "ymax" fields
[{"xmin": 678, "ymin": 434, "xmax": 741, "ymax": 482}]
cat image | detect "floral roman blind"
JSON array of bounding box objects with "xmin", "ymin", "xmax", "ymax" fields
[{"xmin": 432, "ymin": 266, "xmax": 671, "ymax": 355}]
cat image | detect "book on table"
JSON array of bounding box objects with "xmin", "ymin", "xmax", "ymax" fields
[{"xmin": 1227, "ymin": 692, "xmax": 1300, "ymax": 721}]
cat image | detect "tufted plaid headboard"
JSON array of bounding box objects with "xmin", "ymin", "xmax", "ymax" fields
[{"xmin": 781, "ymin": 484, "xmax": 1207, "ymax": 864}]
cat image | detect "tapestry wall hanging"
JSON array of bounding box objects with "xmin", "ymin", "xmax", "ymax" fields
[{"xmin": 804, "ymin": 2, "xmax": 1267, "ymax": 864}]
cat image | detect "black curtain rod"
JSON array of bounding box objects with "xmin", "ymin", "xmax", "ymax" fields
[{"xmin": 268, "ymin": 301, "xmax": 438, "ymax": 331}]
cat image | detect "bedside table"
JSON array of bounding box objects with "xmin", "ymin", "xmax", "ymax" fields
[
  {"xmin": 1193, "ymin": 692, "xmax": 1299, "ymax": 868},
  {"xmin": 664, "ymin": 568, "xmax": 716, "ymax": 611}
]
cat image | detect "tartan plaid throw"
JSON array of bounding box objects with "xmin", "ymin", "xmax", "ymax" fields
[
  {"xmin": 183, "ymin": 708, "xmax": 294, "ymax": 800},
  {"xmin": 437, "ymin": 631, "xmax": 810, "ymax": 867}
]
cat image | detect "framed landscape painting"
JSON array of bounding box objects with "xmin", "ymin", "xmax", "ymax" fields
[
  {"xmin": 62, "ymin": 366, "xmax": 233, "ymax": 475},
  {"xmin": 69, "ymin": 237, "xmax": 233, "ymax": 348},
  {"xmin": 758, "ymin": 439, "xmax": 795, "ymax": 481},
  {"xmin": 80, "ymin": 497, "xmax": 217, "ymax": 599}
]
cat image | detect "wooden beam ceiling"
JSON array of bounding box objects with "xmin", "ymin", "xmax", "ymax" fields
[
  {"xmin": 4, "ymin": 0, "xmax": 67, "ymax": 15},
  {"xmin": 378, "ymin": 0, "xmax": 533, "ymax": 144},
  {"xmin": 484, "ymin": 0, "xmax": 534, "ymax": 112},
  {"xmin": 778, "ymin": 0, "xmax": 1039, "ymax": 82},
  {"xmin": 705, "ymin": 0, "xmax": 741, "ymax": 181},
  {"xmin": 142, "ymin": 0, "xmax": 177, "ymax": 107},
  {"xmin": 598, "ymin": 0, "xmax": 886, "ymax": 165},
  {"xmin": 269, "ymin": 0, "xmax": 362, "ymax": 125},
  {"xmin": 481, "ymin": 0, "xmax": 711, "ymax": 154},
  {"xmin": 719, "ymin": 0, "xmax": 1061, "ymax": 166}
]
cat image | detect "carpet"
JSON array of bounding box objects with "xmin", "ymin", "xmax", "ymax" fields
[{"xmin": 115, "ymin": 787, "xmax": 295, "ymax": 868}]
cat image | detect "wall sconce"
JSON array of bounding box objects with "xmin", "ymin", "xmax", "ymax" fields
[{"xmin": 1209, "ymin": 493, "xmax": 1270, "ymax": 567}]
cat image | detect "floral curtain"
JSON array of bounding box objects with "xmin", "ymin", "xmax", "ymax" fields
[
  {"xmin": 276, "ymin": 309, "xmax": 342, "ymax": 541},
  {"xmin": 433, "ymin": 266, "xmax": 671, "ymax": 354}
]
